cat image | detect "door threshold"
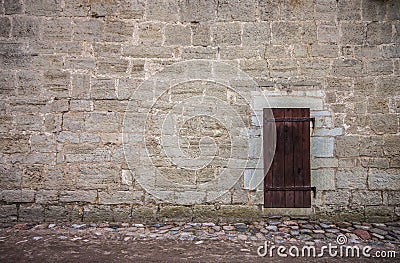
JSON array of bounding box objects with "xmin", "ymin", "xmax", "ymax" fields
[{"xmin": 261, "ymin": 207, "xmax": 314, "ymax": 216}]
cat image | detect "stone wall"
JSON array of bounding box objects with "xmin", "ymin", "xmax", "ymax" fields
[{"xmin": 0, "ymin": 0, "xmax": 399, "ymax": 223}]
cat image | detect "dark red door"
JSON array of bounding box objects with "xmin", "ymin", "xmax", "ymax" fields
[{"xmin": 263, "ymin": 108, "xmax": 313, "ymax": 208}]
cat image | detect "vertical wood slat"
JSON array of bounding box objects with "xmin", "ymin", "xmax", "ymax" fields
[
  {"xmin": 293, "ymin": 108, "xmax": 305, "ymax": 207},
  {"xmin": 302, "ymin": 108, "xmax": 311, "ymax": 207},
  {"xmin": 264, "ymin": 108, "xmax": 311, "ymax": 208},
  {"xmin": 284, "ymin": 108, "xmax": 294, "ymax": 208},
  {"xmin": 263, "ymin": 109, "xmax": 275, "ymax": 208},
  {"xmin": 272, "ymin": 109, "xmax": 285, "ymax": 207}
]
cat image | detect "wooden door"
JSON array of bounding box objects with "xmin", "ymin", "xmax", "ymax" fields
[{"xmin": 263, "ymin": 108, "xmax": 313, "ymax": 208}]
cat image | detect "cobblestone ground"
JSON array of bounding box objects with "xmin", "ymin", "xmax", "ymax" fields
[{"xmin": 1, "ymin": 218, "xmax": 399, "ymax": 262}]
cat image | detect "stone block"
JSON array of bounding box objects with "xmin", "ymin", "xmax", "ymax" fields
[
  {"xmin": 181, "ymin": 47, "xmax": 218, "ymax": 59},
  {"xmin": 70, "ymin": 100, "xmax": 92, "ymax": 112},
  {"xmin": 337, "ymin": 168, "xmax": 367, "ymax": 189},
  {"xmin": 180, "ymin": 0, "xmax": 217, "ymax": 22},
  {"xmin": 112, "ymin": 205, "xmax": 132, "ymax": 222},
  {"xmin": 332, "ymin": 59, "xmax": 363, "ymax": 77},
  {"xmin": 146, "ymin": 0, "xmax": 179, "ymax": 22},
  {"xmin": 368, "ymin": 169, "xmax": 400, "ymax": 190},
  {"xmin": 365, "ymin": 206, "xmax": 394, "ymax": 222},
  {"xmin": 242, "ymin": 22, "xmax": 270, "ymax": 46},
  {"xmin": 12, "ymin": 16, "xmax": 40, "ymax": 38},
  {"xmin": 132, "ymin": 206, "xmax": 155, "ymax": 222},
  {"xmin": 313, "ymin": 128, "xmax": 343, "ymax": 137},
  {"xmin": 64, "ymin": 144, "xmax": 111, "ymax": 163},
  {"xmin": 317, "ymin": 23, "xmax": 339, "ymax": 43},
  {"xmin": 77, "ymin": 164, "xmax": 119, "ymax": 190},
  {"xmin": 85, "ymin": 112, "xmax": 119, "ymax": 132},
  {"xmin": 191, "ymin": 23, "xmax": 210, "ymax": 46},
  {"xmin": 212, "ymin": 23, "xmax": 241, "ymax": 46},
  {"xmin": 22, "ymin": 165, "xmax": 45, "ymax": 189},
  {"xmin": 98, "ymin": 191, "xmax": 143, "ymax": 205},
  {"xmin": 264, "ymin": 45, "xmax": 288, "ymax": 59},
  {"xmin": 220, "ymin": 46, "xmax": 261, "ymax": 60},
  {"xmin": 378, "ymin": 77, "xmax": 400, "ymax": 97},
  {"xmin": 65, "ymin": 57, "xmax": 96, "ymax": 70},
  {"xmin": 0, "ymin": 17, "xmax": 11, "ymax": 38},
  {"xmin": 0, "ymin": 190, "xmax": 35, "ymax": 203},
  {"xmin": 368, "ymin": 114, "xmax": 398, "ymax": 135},
  {"xmin": 4, "ymin": 0, "xmax": 23, "ymax": 14},
  {"xmin": 259, "ymin": 0, "xmax": 280, "ymax": 21},
  {"xmin": 272, "ymin": 22, "xmax": 316, "ymax": 45},
  {"xmin": 335, "ymin": 136, "xmax": 359, "ymax": 158},
  {"xmin": 382, "ymin": 45, "xmax": 400, "ymax": 59},
  {"xmin": 310, "ymin": 44, "xmax": 338, "ymax": 58},
  {"xmin": 83, "ymin": 205, "xmax": 114, "ymax": 222},
  {"xmin": 19, "ymin": 204, "xmax": 45, "ymax": 222},
  {"xmin": 315, "ymin": 0, "xmax": 337, "ymax": 21},
  {"xmin": 122, "ymin": 45, "xmax": 174, "ymax": 58},
  {"xmin": 217, "ymin": 0, "xmax": 256, "ymax": 22},
  {"xmin": 60, "ymin": 190, "xmax": 97, "ymax": 203},
  {"xmin": 368, "ymin": 98, "xmax": 389, "ymax": 114},
  {"xmin": 280, "ymin": 0, "xmax": 315, "ymax": 21},
  {"xmin": 93, "ymin": 43, "xmax": 121, "ymax": 58},
  {"xmin": 362, "ymin": 0, "xmax": 387, "ymax": 21},
  {"xmin": 337, "ymin": 0, "xmax": 361, "ymax": 20},
  {"xmin": 340, "ymin": 22, "xmax": 365, "ymax": 45},
  {"xmin": 42, "ymin": 18, "xmax": 72, "ymax": 40},
  {"xmin": 352, "ymin": 190, "xmax": 382, "ymax": 205},
  {"xmin": 367, "ymin": 22, "xmax": 392, "ymax": 45},
  {"xmin": 90, "ymin": 78, "xmax": 116, "ymax": 99},
  {"xmin": 312, "ymin": 169, "xmax": 335, "ymax": 190},
  {"xmin": 311, "ymin": 158, "xmax": 338, "ymax": 169},
  {"xmin": 387, "ymin": 191, "xmax": 400, "ymax": 205},
  {"xmin": 96, "ymin": 58, "xmax": 129, "ymax": 75},
  {"xmin": 137, "ymin": 22, "xmax": 163, "ymax": 46},
  {"xmin": 0, "ymin": 135, "xmax": 30, "ymax": 154},
  {"xmin": 0, "ymin": 165, "xmax": 22, "ymax": 190},
  {"xmin": 268, "ymin": 59, "xmax": 297, "ymax": 78},
  {"xmin": 36, "ymin": 190, "xmax": 58, "ymax": 205},
  {"xmin": 102, "ymin": 20, "xmax": 134, "ymax": 42},
  {"xmin": 240, "ymin": 59, "xmax": 268, "ymax": 79},
  {"xmin": 0, "ymin": 204, "xmax": 17, "ymax": 222},
  {"xmin": 71, "ymin": 74, "xmax": 90, "ymax": 99},
  {"xmin": 159, "ymin": 206, "xmax": 192, "ymax": 221},
  {"xmin": 44, "ymin": 205, "xmax": 82, "ymax": 222},
  {"xmin": 323, "ymin": 190, "xmax": 350, "ymax": 206},
  {"xmin": 25, "ymin": 0, "xmax": 62, "ymax": 16},
  {"xmin": 312, "ymin": 137, "xmax": 334, "ymax": 158},
  {"xmin": 73, "ymin": 19, "xmax": 103, "ymax": 41},
  {"xmin": 30, "ymin": 134, "xmax": 56, "ymax": 153},
  {"xmin": 164, "ymin": 24, "xmax": 191, "ymax": 46},
  {"xmin": 299, "ymin": 59, "xmax": 331, "ymax": 77},
  {"xmin": 63, "ymin": 112, "xmax": 85, "ymax": 131},
  {"xmin": 361, "ymin": 157, "xmax": 390, "ymax": 169},
  {"xmin": 384, "ymin": 135, "xmax": 400, "ymax": 157},
  {"xmin": 44, "ymin": 166, "xmax": 75, "ymax": 191}
]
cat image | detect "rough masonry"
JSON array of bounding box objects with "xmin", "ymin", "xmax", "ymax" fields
[{"xmin": 0, "ymin": 0, "xmax": 399, "ymax": 223}]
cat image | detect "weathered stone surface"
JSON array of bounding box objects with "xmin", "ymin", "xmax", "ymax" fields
[
  {"xmin": 337, "ymin": 168, "xmax": 368, "ymax": 189},
  {"xmin": 60, "ymin": 190, "xmax": 97, "ymax": 203},
  {"xmin": 312, "ymin": 169, "xmax": 335, "ymax": 190},
  {"xmin": 368, "ymin": 169, "xmax": 400, "ymax": 190},
  {"xmin": 180, "ymin": 0, "xmax": 217, "ymax": 22},
  {"xmin": 98, "ymin": 191, "xmax": 143, "ymax": 205},
  {"xmin": 211, "ymin": 23, "xmax": 241, "ymax": 46},
  {"xmin": 217, "ymin": 0, "xmax": 256, "ymax": 22},
  {"xmin": 4, "ymin": 0, "xmax": 23, "ymax": 15},
  {"xmin": 0, "ymin": 0, "xmax": 397, "ymax": 223},
  {"xmin": 164, "ymin": 24, "xmax": 191, "ymax": 46}
]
